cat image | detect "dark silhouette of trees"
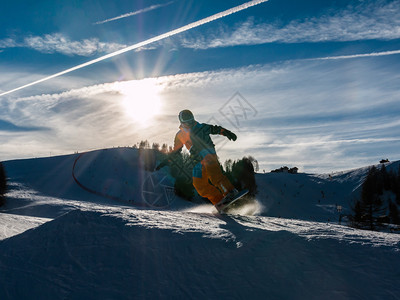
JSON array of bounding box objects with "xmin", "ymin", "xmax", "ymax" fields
[
  {"xmin": 350, "ymin": 164, "xmax": 400, "ymax": 230},
  {"xmin": 389, "ymin": 200, "xmax": 400, "ymax": 225},
  {"xmin": 359, "ymin": 166, "xmax": 386, "ymax": 230},
  {"xmin": 139, "ymin": 140, "xmax": 150, "ymax": 150},
  {"xmin": 161, "ymin": 143, "xmax": 169, "ymax": 154},
  {"xmin": 152, "ymin": 143, "xmax": 160, "ymax": 151},
  {"xmin": 225, "ymin": 157, "xmax": 258, "ymax": 197},
  {"xmin": 271, "ymin": 166, "xmax": 298, "ymax": 174},
  {"xmin": 224, "ymin": 159, "xmax": 233, "ymax": 174},
  {"xmin": 169, "ymin": 151, "xmax": 195, "ymax": 200},
  {"xmin": 0, "ymin": 162, "xmax": 6, "ymax": 206},
  {"xmin": 137, "ymin": 140, "xmax": 195, "ymax": 200}
]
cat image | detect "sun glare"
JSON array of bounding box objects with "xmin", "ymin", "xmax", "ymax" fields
[{"xmin": 118, "ymin": 79, "xmax": 162, "ymax": 126}]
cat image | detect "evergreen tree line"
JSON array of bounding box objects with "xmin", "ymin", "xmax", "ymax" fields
[
  {"xmin": 350, "ymin": 164, "xmax": 400, "ymax": 230},
  {"xmin": 134, "ymin": 140, "xmax": 172, "ymax": 153},
  {"xmin": 0, "ymin": 162, "xmax": 6, "ymax": 206},
  {"xmin": 136, "ymin": 140, "xmax": 258, "ymax": 201}
]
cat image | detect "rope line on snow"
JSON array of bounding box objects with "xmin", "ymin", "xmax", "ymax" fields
[{"xmin": 71, "ymin": 152, "xmax": 148, "ymax": 207}]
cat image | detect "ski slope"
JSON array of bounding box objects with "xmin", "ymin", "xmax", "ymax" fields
[{"xmin": 1, "ymin": 148, "xmax": 399, "ymax": 299}]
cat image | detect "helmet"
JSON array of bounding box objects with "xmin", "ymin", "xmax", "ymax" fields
[{"xmin": 178, "ymin": 109, "xmax": 195, "ymax": 126}]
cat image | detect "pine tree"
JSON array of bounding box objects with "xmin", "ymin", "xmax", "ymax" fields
[
  {"xmin": 169, "ymin": 152, "xmax": 194, "ymax": 200},
  {"xmin": 152, "ymin": 143, "xmax": 160, "ymax": 151},
  {"xmin": 161, "ymin": 143, "xmax": 169, "ymax": 153},
  {"xmin": 396, "ymin": 165, "xmax": 400, "ymax": 205},
  {"xmin": 350, "ymin": 200, "xmax": 364, "ymax": 228},
  {"xmin": 224, "ymin": 159, "xmax": 233, "ymax": 174},
  {"xmin": 225, "ymin": 157, "xmax": 258, "ymax": 197},
  {"xmin": 246, "ymin": 156, "xmax": 259, "ymax": 172},
  {"xmin": 0, "ymin": 162, "xmax": 6, "ymax": 206},
  {"xmin": 139, "ymin": 140, "xmax": 150, "ymax": 149},
  {"xmin": 381, "ymin": 164, "xmax": 391, "ymax": 191},
  {"xmin": 353, "ymin": 167, "xmax": 387, "ymax": 230},
  {"xmin": 389, "ymin": 200, "xmax": 400, "ymax": 225}
]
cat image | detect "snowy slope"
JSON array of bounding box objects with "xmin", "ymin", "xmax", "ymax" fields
[
  {"xmin": 0, "ymin": 212, "xmax": 50, "ymax": 240},
  {"xmin": 1, "ymin": 148, "xmax": 400, "ymax": 299}
]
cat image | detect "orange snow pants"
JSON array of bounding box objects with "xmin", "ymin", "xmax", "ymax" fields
[{"xmin": 192, "ymin": 154, "xmax": 235, "ymax": 205}]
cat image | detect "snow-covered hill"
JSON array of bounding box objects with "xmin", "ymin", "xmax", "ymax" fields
[{"xmin": 1, "ymin": 148, "xmax": 399, "ymax": 299}]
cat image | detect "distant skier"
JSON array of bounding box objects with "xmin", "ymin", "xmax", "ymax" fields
[{"xmin": 156, "ymin": 109, "xmax": 239, "ymax": 207}]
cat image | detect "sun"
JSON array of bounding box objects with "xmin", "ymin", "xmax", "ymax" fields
[{"xmin": 118, "ymin": 79, "xmax": 162, "ymax": 126}]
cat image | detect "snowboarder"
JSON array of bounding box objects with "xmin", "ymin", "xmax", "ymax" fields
[{"xmin": 156, "ymin": 109, "xmax": 239, "ymax": 208}]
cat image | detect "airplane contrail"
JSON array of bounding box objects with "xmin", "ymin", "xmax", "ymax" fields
[
  {"xmin": 94, "ymin": 1, "xmax": 175, "ymax": 25},
  {"xmin": 310, "ymin": 49, "xmax": 400, "ymax": 61},
  {"xmin": 0, "ymin": 0, "xmax": 269, "ymax": 98}
]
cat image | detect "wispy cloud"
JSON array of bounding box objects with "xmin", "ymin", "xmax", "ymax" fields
[
  {"xmin": 0, "ymin": 33, "xmax": 127, "ymax": 56},
  {"xmin": 263, "ymin": 137, "xmax": 400, "ymax": 148},
  {"xmin": 94, "ymin": 1, "xmax": 175, "ymax": 25},
  {"xmin": 0, "ymin": 119, "xmax": 49, "ymax": 132},
  {"xmin": 0, "ymin": 38, "xmax": 17, "ymax": 49},
  {"xmin": 181, "ymin": 0, "xmax": 400, "ymax": 49},
  {"xmin": 26, "ymin": 34, "xmax": 126, "ymax": 56}
]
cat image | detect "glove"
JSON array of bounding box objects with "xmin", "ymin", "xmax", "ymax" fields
[
  {"xmin": 225, "ymin": 130, "xmax": 237, "ymax": 141},
  {"xmin": 155, "ymin": 160, "xmax": 168, "ymax": 171}
]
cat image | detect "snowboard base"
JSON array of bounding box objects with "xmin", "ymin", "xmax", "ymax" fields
[{"xmin": 216, "ymin": 189, "xmax": 249, "ymax": 213}]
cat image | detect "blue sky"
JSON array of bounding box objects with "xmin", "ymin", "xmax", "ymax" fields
[{"xmin": 1, "ymin": 0, "xmax": 400, "ymax": 173}]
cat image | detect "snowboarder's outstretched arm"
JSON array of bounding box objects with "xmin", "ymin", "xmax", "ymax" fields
[
  {"xmin": 155, "ymin": 132, "xmax": 184, "ymax": 171},
  {"xmin": 155, "ymin": 150, "xmax": 181, "ymax": 171},
  {"xmin": 209, "ymin": 125, "xmax": 237, "ymax": 141}
]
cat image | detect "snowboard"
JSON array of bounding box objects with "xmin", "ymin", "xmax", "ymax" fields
[{"xmin": 216, "ymin": 189, "xmax": 249, "ymax": 213}]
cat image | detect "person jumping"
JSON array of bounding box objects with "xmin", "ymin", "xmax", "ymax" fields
[{"xmin": 156, "ymin": 109, "xmax": 239, "ymax": 208}]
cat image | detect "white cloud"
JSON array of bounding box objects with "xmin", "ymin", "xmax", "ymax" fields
[
  {"xmin": 181, "ymin": 0, "xmax": 400, "ymax": 49},
  {"xmin": 263, "ymin": 137, "xmax": 400, "ymax": 148},
  {"xmin": 0, "ymin": 38, "xmax": 17, "ymax": 49},
  {"xmin": 0, "ymin": 33, "xmax": 126, "ymax": 56},
  {"xmin": 23, "ymin": 34, "xmax": 126, "ymax": 56}
]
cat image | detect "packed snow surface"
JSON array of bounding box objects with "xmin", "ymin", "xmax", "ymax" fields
[{"xmin": 1, "ymin": 148, "xmax": 399, "ymax": 299}]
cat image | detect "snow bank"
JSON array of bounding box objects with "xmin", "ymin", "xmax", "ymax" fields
[{"xmin": 1, "ymin": 209, "xmax": 399, "ymax": 299}]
